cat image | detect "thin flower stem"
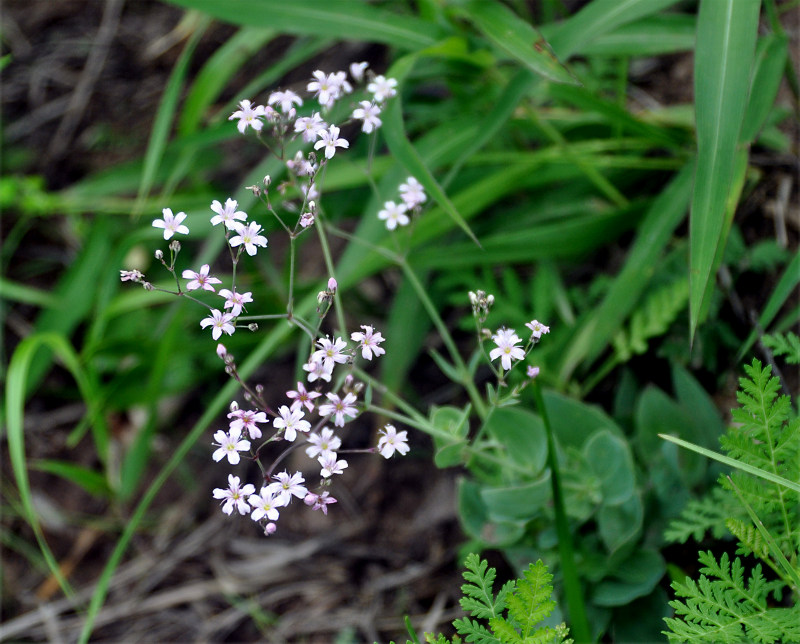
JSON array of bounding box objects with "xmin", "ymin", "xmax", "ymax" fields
[
  {"xmin": 531, "ymin": 380, "xmax": 591, "ymax": 642},
  {"xmin": 317, "ymin": 218, "xmax": 347, "ymax": 336},
  {"xmin": 398, "ymin": 259, "xmax": 488, "ymax": 420},
  {"xmin": 287, "ymin": 234, "xmax": 296, "ymax": 315}
]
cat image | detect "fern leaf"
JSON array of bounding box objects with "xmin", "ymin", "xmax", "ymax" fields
[
  {"xmin": 453, "ymin": 617, "xmax": 499, "ymax": 644},
  {"xmin": 504, "ymin": 561, "xmax": 558, "ymax": 640},
  {"xmin": 665, "ymin": 487, "xmax": 737, "ymax": 543},
  {"xmin": 460, "ymin": 553, "xmax": 509, "ymax": 621},
  {"xmin": 762, "ymin": 332, "xmax": 800, "ymax": 364}
]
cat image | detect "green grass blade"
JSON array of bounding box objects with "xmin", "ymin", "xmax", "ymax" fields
[
  {"xmin": 134, "ymin": 14, "xmax": 209, "ymax": 215},
  {"xmin": 0, "ymin": 278, "xmax": 58, "ymax": 308},
  {"xmin": 557, "ymin": 162, "xmax": 694, "ymax": 381},
  {"xmin": 689, "ymin": 0, "xmax": 761, "ymax": 339},
  {"xmin": 5, "ymin": 334, "xmax": 95, "ymax": 602},
  {"xmin": 383, "ymin": 55, "xmax": 480, "ymax": 247},
  {"xmin": 740, "ymin": 33, "xmax": 790, "ymax": 145},
  {"xmin": 659, "ymin": 434, "xmax": 800, "ymax": 495},
  {"xmin": 31, "ymin": 460, "xmax": 112, "ymax": 499},
  {"xmin": 546, "ymin": 0, "xmax": 683, "ymax": 59},
  {"xmin": 737, "ymin": 250, "xmax": 800, "ymax": 361},
  {"xmin": 581, "ymin": 14, "xmax": 696, "ymax": 57},
  {"xmin": 164, "ymin": 0, "xmax": 441, "ymax": 49},
  {"xmin": 459, "ymin": 0, "xmax": 579, "ymax": 85}
]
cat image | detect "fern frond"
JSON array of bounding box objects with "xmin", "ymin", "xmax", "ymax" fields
[
  {"xmin": 612, "ymin": 279, "xmax": 688, "ymax": 361},
  {"xmin": 665, "ymin": 487, "xmax": 737, "ymax": 543},
  {"xmin": 664, "ymin": 551, "xmax": 790, "ymax": 643},
  {"xmin": 504, "ymin": 560, "xmax": 558, "ymax": 640},
  {"xmin": 452, "ymin": 617, "xmax": 499, "ymax": 644},
  {"xmin": 460, "ymin": 553, "xmax": 512, "ymax": 620},
  {"xmin": 728, "ymin": 517, "xmax": 771, "ymax": 561},
  {"xmin": 762, "ymin": 332, "xmax": 800, "ymax": 364}
]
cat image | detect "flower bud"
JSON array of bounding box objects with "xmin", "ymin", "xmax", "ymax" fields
[
  {"xmin": 263, "ymin": 174, "xmax": 271, "ymax": 187},
  {"xmin": 154, "ymin": 249, "xmax": 164, "ymax": 260},
  {"xmin": 527, "ymin": 366, "xmax": 540, "ymax": 379},
  {"xmin": 169, "ymin": 240, "xmax": 181, "ymax": 252},
  {"xmin": 255, "ymin": 384, "xmax": 264, "ymax": 395},
  {"xmin": 143, "ymin": 282, "xmax": 154, "ymax": 291},
  {"xmin": 216, "ymin": 344, "xmax": 227, "ymax": 360},
  {"xmin": 229, "ymin": 401, "xmax": 239, "ymax": 413},
  {"xmin": 327, "ymin": 277, "xmax": 337, "ymax": 293},
  {"xmin": 248, "ymin": 323, "xmax": 258, "ymax": 332},
  {"xmin": 300, "ymin": 212, "xmax": 314, "ymax": 228},
  {"xmin": 264, "ymin": 522, "xmax": 277, "ymax": 536}
]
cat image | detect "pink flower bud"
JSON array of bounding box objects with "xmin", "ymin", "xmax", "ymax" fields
[
  {"xmin": 527, "ymin": 366, "xmax": 540, "ymax": 379},
  {"xmin": 264, "ymin": 522, "xmax": 277, "ymax": 535},
  {"xmin": 216, "ymin": 344, "xmax": 227, "ymax": 359},
  {"xmin": 327, "ymin": 277, "xmax": 337, "ymax": 292}
]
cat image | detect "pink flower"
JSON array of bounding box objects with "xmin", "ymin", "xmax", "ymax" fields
[
  {"xmin": 227, "ymin": 408, "xmax": 268, "ymax": 440},
  {"xmin": 377, "ymin": 424, "xmax": 409, "ymax": 458},
  {"xmin": 350, "ymin": 325, "xmax": 385, "ymax": 360},
  {"xmin": 527, "ymin": 366, "xmax": 540, "ymax": 379},
  {"xmin": 228, "ymin": 99, "xmax": 266, "ymax": 134},
  {"xmin": 266, "ymin": 470, "xmax": 307, "ymax": 506},
  {"xmin": 318, "ymin": 392, "xmax": 358, "ymax": 428},
  {"xmin": 489, "ymin": 328, "xmax": 524, "ymax": 371},
  {"xmin": 311, "ymin": 336, "xmax": 349, "ymax": 371},
  {"xmin": 200, "ymin": 309, "xmax": 235, "ymax": 340},
  {"xmin": 211, "ymin": 427, "xmax": 250, "ymax": 465},
  {"xmin": 152, "ymin": 208, "xmax": 189, "ymax": 240},
  {"xmin": 286, "ymin": 381, "xmax": 321, "ymax": 413},
  {"xmin": 305, "ymin": 427, "xmax": 341, "ymax": 459},
  {"xmin": 272, "ymin": 405, "xmax": 311, "ymax": 442},
  {"xmin": 525, "ymin": 320, "xmax": 550, "ymax": 339},
  {"xmin": 304, "ymin": 491, "xmax": 337, "ymax": 515},
  {"xmin": 213, "ymin": 474, "xmax": 255, "ymax": 516},
  {"xmin": 218, "ymin": 288, "xmax": 253, "ymax": 317},
  {"xmin": 294, "ymin": 112, "xmax": 327, "ymax": 143},
  {"xmin": 303, "ymin": 358, "xmax": 332, "ymax": 383},
  {"xmin": 399, "ymin": 177, "xmax": 427, "ymax": 208},
  {"xmin": 182, "ymin": 264, "xmax": 222, "ymax": 292}
]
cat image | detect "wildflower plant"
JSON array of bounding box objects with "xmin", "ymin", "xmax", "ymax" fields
[{"xmin": 121, "ymin": 64, "xmax": 412, "ymax": 536}]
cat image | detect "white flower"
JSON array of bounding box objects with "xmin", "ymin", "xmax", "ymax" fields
[
  {"xmin": 377, "ymin": 424, "xmax": 409, "ymax": 458},
  {"xmin": 228, "ymin": 99, "xmax": 266, "ymax": 134},
  {"xmin": 218, "ymin": 288, "xmax": 253, "ymax": 317},
  {"xmin": 318, "ymin": 453, "xmax": 348, "ymax": 478},
  {"xmin": 318, "ymin": 392, "xmax": 358, "ymax": 428},
  {"xmin": 377, "ymin": 201, "xmax": 409, "ymax": 230},
  {"xmin": 200, "ymin": 309, "xmax": 235, "ymax": 340},
  {"xmin": 120, "ymin": 269, "xmax": 144, "ymax": 282},
  {"xmin": 314, "ymin": 125, "xmax": 349, "ymax": 160},
  {"xmin": 229, "ymin": 221, "xmax": 268, "ymax": 256},
  {"xmin": 268, "ymin": 89, "xmax": 303, "ymax": 113},
  {"xmin": 489, "ymin": 328, "xmax": 525, "ymax": 371},
  {"xmin": 305, "ymin": 427, "xmax": 341, "ymax": 459},
  {"xmin": 525, "ymin": 319, "xmax": 550, "ymax": 339},
  {"xmin": 303, "ymin": 358, "xmax": 332, "ymax": 383},
  {"xmin": 350, "ymin": 325, "xmax": 386, "ymax": 360},
  {"xmin": 210, "ymin": 198, "xmax": 247, "ymax": 229},
  {"xmin": 152, "ymin": 208, "xmax": 189, "ymax": 240},
  {"xmin": 272, "ymin": 405, "xmax": 311, "ymax": 442},
  {"xmin": 211, "ymin": 427, "xmax": 250, "ymax": 465},
  {"xmin": 399, "ymin": 176, "xmax": 427, "ymax": 208},
  {"xmin": 182, "ymin": 264, "xmax": 221, "ymax": 292},
  {"xmin": 293, "ymin": 112, "xmax": 327, "ymax": 143},
  {"xmin": 286, "ymin": 150, "xmax": 316, "ymax": 176},
  {"xmin": 227, "ymin": 408, "xmax": 267, "ymax": 440},
  {"xmin": 307, "ymin": 70, "xmax": 339, "ymax": 107},
  {"xmin": 331, "ymin": 70, "xmax": 352, "ymax": 95},
  {"xmin": 213, "ymin": 474, "xmax": 255, "ymax": 516},
  {"xmin": 349, "ymin": 61, "xmax": 369, "ymax": 82},
  {"xmin": 248, "ymin": 487, "xmax": 285, "ymax": 522},
  {"xmin": 266, "ymin": 470, "xmax": 308, "ymax": 506},
  {"xmin": 352, "ymin": 100, "xmax": 382, "ymax": 133},
  {"xmin": 311, "ymin": 336, "xmax": 350, "ymax": 370},
  {"xmin": 367, "ymin": 75, "xmax": 397, "ymax": 102}
]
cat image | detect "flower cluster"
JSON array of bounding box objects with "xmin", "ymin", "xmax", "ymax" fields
[
  {"xmin": 121, "ymin": 64, "xmax": 409, "ymax": 537},
  {"xmin": 378, "ymin": 176, "xmax": 427, "ymax": 231}
]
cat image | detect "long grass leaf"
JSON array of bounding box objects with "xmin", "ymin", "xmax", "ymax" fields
[
  {"xmin": 164, "ymin": 0, "xmax": 441, "ymax": 49},
  {"xmin": 459, "ymin": 1, "xmax": 578, "ymax": 85},
  {"xmin": 581, "ymin": 14, "xmax": 695, "ymax": 57},
  {"xmin": 740, "ymin": 33, "xmax": 790, "ymax": 145},
  {"xmin": 689, "ymin": 0, "xmax": 760, "ymax": 339}
]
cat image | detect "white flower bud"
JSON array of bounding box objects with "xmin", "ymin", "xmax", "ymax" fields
[
  {"xmin": 154, "ymin": 249, "xmax": 164, "ymax": 260},
  {"xmin": 229, "ymin": 400, "xmax": 239, "ymax": 413}
]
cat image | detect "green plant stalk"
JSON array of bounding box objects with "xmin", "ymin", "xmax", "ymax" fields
[
  {"xmin": 727, "ymin": 475, "xmax": 800, "ymax": 593},
  {"xmin": 398, "ymin": 258, "xmax": 488, "ymax": 420},
  {"xmin": 317, "ymin": 217, "xmax": 347, "ymax": 336},
  {"xmin": 532, "ymin": 380, "xmax": 591, "ymax": 642}
]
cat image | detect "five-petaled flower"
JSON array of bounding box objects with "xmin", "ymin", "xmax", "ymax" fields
[
  {"xmin": 352, "ymin": 101, "xmax": 382, "ymax": 133},
  {"xmin": 314, "ymin": 125, "xmax": 349, "ymax": 160},
  {"xmin": 318, "ymin": 453, "xmax": 348, "ymax": 478},
  {"xmin": 182, "ymin": 264, "xmax": 221, "ymax": 292},
  {"xmin": 213, "ymin": 474, "xmax": 255, "ymax": 516},
  {"xmin": 229, "ymin": 221, "xmax": 268, "ymax": 256},
  {"xmin": 304, "ymin": 491, "xmax": 337, "ymax": 515},
  {"xmin": 286, "ymin": 381, "xmax": 321, "ymax": 413},
  {"xmin": 377, "ymin": 424, "xmax": 410, "ymax": 458},
  {"xmin": 212, "ymin": 427, "xmax": 250, "ymax": 465},
  {"xmin": 350, "ymin": 325, "xmax": 386, "ymax": 360},
  {"xmin": 489, "ymin": 328, "xmax": 525, "ymax": 371},
  {"xmin": 218, "ymin": 288, "xmax": 253, "ymax": 317},
  {"xmin": 210, "ymin": 198, "xmax": 247, "ymax": 229},
  {"xmin": 318, "ymin": 392, "xmax": 358, "ymax": 428},
  {"xmin": 268, "ymin": 89, "xmax": 303, "ymax": 113},
  {"xmin": 229, "ymin": 99, "xmax": 266, "ymax": 134},
  {"xmin": 305, "ymin": 427, "xmax": 342, "ymax": 459},
  {"xmin": 294, "ymin": 112, "xmax": 327, "ymax": 143},
  {"xmin": 367, "ymin": 75, "xmax": 398, "ymax": 102},
  {"xmin": 228, "ymin": 407, "xmax": 267, "ymax": 440},
  {"xmin": 266, "ymin": 471, "xmax": 308, "ymax": 506},
  {"xmin": 200, "ymin": 309, "xmax": 235, "ymax": 340},
  {"xmin": 311, "ymin": 336, "xmax": 350, "ymax": 371},
  {"xmin": 378, "ymin": 201, "xmax": 409, "ymax": 230},
  {"xmin": 272, "ymin": 405, "xmax": 311, "ymax": 442},
  {"xmin": 152, "ymin": 208, "xmax": 189, "ymax": 240},
  {"xmin": 525, "ymin": 319, "xmax": 550, "ymax": 339},
  {"xmin": 249, "ymin": 487, "xmax": 285, "ymax": 522},
  {"xmin": 399, "ymin": 177, "xmax": 427, "ymax": 208}
]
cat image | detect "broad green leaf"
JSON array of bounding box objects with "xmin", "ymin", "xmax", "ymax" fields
[
  {"xmin": 598, "ymin": 493, "xmax": 643, "ymax": 553},
  {"xmin": 689, "ymin": 0, "xmax": 760, "ymax": 339},
  {"xmin": 164, "ymin": 0, "xmax": 442, "ymax": 49},
  {"xmin": 481, "ymin": 474, "xmax": 552, "ymax": 521},
  {"xmin": 459, "ymin": 1, "xmax": 578, "ymax": 85},
  {"xmin": 593, "ymin": 549, "xmax": 665, "ymax": 606},
  {"xmin": 542, "ymin": 390, "xmax": 624, "ymax": 449},
  {"xmin": 481, "ymin": 407, "xmax": 547, "ymax": 474},
  {"xmin": 583, "ymin": 429, "xmax": 635, "ymax": 505}
]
